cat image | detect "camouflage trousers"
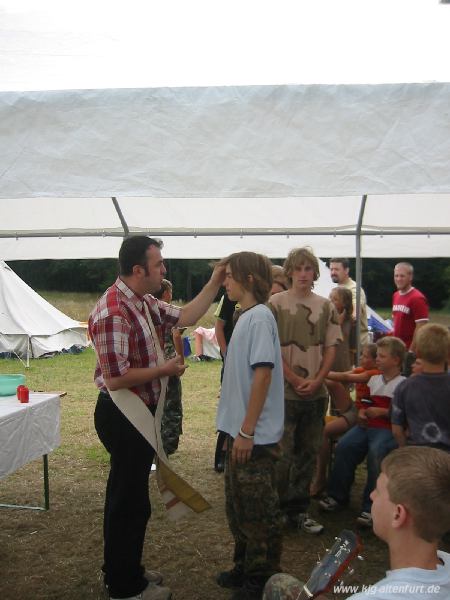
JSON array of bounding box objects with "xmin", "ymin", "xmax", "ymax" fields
[
  {"xmin": 161, "ymin": 375, "xmax": 183, "ymax": 456},
  {"xmin": 277, "ymin": 397, "xmax": 328, "ymax": 517},
  {"xmin": 225, "ymin": 437, "xmax": 283, "ymax": 579}
]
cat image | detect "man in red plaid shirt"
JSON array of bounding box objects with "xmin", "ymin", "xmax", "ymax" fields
[{"xmin": 89, "ymin": 236, "xmax": 225, "ymax": 600}]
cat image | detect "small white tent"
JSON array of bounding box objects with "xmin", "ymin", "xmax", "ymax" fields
[{"xmin": 0, "ymin": 261, "xmax": 88, "ymax": 359}]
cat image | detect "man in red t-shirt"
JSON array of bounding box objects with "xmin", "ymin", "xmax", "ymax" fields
[{"xmin": 392, "ymin": 262, "xmax": 429, "ymax": 351}]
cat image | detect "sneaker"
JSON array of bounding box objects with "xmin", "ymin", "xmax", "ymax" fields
[
  {"xmin": 110, "ymin": 582, "xmax": 172, "ymax": 600},
  {"xmin": 298, "ymin": 513, "xmax": 324, "ymax": 535},
  {"xmin": 105, "ymin": 571, "xmax": 163, "ymax": 591},
  {"xmin": 216, "ymin": 566, "xmax": 245, "ymax": 589},
  {"xmin": 145, "ymin": 571, "xmax": 163, "ymax": 586},
  {"xmin": 356, "ymin": 511, "xmax": 373, "ymax": 528},
  {"xmin": 318, "ymin": 496, "xmax": 340, "ymax": 512}
]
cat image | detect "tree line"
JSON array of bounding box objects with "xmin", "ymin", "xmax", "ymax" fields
[{"xmin": 9, "ymin": 257, "xmax": 450, "ymax": 310}]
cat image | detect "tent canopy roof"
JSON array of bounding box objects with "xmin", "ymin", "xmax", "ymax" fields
[{"xmin": 0, "ymin": 1, "xmax": 449, "ymax": 260}]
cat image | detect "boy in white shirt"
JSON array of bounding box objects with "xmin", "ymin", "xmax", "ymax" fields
[{"xmin": 263, "ymin": 445, "xmax": 450, "ymax": 600}]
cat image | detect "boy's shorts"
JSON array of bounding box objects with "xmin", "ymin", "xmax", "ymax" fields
[{"xmin": 337, "ymin": 402, "xmax": 358, "ymax": 427}]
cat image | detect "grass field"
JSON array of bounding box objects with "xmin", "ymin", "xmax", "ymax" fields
[
  {"xmin": 38, "ymin": 290, "xmax": 450, "ymax": 330},
  {"xmin": 37, "ymin": 290, "xmax": 219, "ymax": 330},
  {"xmin": 374, "ymin": 308, "xmax": 450, "ymax": 328},
  {"xmin": 0, "ymin": 293, "xmax": 449, "ymax": 600},
  {"xmin": 0, "ymin": 353, "xmax": 391, "ymax": 600}
]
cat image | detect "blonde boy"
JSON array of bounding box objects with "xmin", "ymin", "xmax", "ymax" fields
[
  {"xmin": 269, "ymin": 247, "xmax": 341, "ymax": 535},
  {"xmin": 264, "ymin": 446, "xmax": 450, "ymax": 600},
  {"xmin": 320, "ymin": 337, "xmax": 406, "ymax": 526},
  {"xmin": 392, "ymin": 323, "xmax": 450, "ymax": 451}
]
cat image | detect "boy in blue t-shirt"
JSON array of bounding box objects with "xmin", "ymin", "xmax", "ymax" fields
[
  {"xmin": 215, "ymin": 251, "xmax": 285, "ymax": 600},
  {"xmin": 391, "ymin": 323, "xmax": 450, "ymax": 452}
]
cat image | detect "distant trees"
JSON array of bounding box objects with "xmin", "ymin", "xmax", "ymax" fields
[
  {"xmin": 8, "ymin": 256, "xmax": 450, "ymax": 309},
  {"xmin": 349, "ymin": 258, "xmax": 450, "ymax": 310}
]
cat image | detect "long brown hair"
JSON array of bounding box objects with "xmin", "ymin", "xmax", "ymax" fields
[{"xmin": 217, "ymin": 252, "xmax": 273, "ymax": 304}]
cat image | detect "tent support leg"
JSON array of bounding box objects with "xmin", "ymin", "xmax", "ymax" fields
[
  {"xmin": 111, "ymin": 196, "xmax": 130, "ymax": 237},
  {"xmin": 355, "ymin": 195, "xmax": 367, "ymax": 361}
]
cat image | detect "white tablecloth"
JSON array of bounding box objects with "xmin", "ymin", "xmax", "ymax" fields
[{"xmin": 0, "ymin": 393, "xmax": 60, "ymax": 479}]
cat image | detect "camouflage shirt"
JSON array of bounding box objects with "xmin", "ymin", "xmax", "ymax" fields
[{"xmin": 269, "ymin": 290, "xmax": 342, "ymax": 401}]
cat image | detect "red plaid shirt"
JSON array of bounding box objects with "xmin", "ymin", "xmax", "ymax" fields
[{"xmin": 89, "ymin": 277, "xmax": 181, "ymax": 407}]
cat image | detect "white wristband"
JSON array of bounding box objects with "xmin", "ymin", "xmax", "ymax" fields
[{"xmin": 239, "ymin": 427, "xmax": 254, "ymax": 440}]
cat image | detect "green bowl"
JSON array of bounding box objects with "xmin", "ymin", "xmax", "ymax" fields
[{"xmin": 0, "ymin": 374, "xmax": 26, "ymax": 397}]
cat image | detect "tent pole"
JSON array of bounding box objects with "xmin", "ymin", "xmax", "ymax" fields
[
  {"xmin": 355, "ymin": 195, "xmax": 367, "ymax": 361},
  {"xmin": 111, "ymin": 197, "xmax": 130, "ymax": 237}
]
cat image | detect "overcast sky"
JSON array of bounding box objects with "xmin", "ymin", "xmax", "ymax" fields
[{"xmin": 0, "ymin": 0, "xmax": 449, "ymax": 91}]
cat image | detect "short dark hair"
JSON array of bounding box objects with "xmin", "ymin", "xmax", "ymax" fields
[
  {"xmin": 330, "ymin": 258, "xmax": 350, "ymax": 270},
  {"xmin": 218, "ymin": 252, "xmax": 273, "ymax": 304},
  {"xmin": 118, "ymin": 236, "xmax": 163, "ymax": 276},
  {"xmin": 382, "ymin": 446, "xmax": 450, "ymax": 542}
]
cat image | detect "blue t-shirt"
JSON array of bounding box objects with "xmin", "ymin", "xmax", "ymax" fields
[
  {"xmin": 216, "ymin": 303, "xmax": 284, "ymax": 445},
  {"xmin": 348, "ymin": 551, "xmax": 450, "ymax": 599}
]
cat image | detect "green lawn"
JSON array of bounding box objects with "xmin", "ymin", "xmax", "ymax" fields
[
  {"xmin": 37, "ymin": 291, "xmax": 450, "ymax": 329},
  {"xmin": 38, "ymin": 290, "xmax": 219, "ymax": 329},
  {"xmin": 375, "ymin": 308, "xmax": 450, "ymax": 328}
]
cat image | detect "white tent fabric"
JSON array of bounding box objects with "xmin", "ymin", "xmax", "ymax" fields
[
  {"xmin": 0, "ymin": 195, "xmax": 449, "ymax": 260},
  {"xmin": 0, "ymin": 261, "xmax": 88, "ymax": 358},
  {"xmin": 0, "ymin": 1, "xmax": 449, "ymax": 260},
  {"xmin": 2, "ymin": 84, "xmax": 450, "ymax": 201}
]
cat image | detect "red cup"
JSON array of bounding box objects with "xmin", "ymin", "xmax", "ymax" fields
[{"xmin": 17, "ymin": 385, "xmax": 29, "ymax": 403}]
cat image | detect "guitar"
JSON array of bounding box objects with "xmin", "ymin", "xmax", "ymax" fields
[{"xmin": 263, "ymin": 530, "xmax": 362, "ymax": 600}]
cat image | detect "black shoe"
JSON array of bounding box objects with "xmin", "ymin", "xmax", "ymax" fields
[
  {"xmin": 230, "ymin": 577, "xmax": 265, "ymax": 600},
  {"xmin": 216, "ymin": 567, "xmax": 245, "ymax": 589}
]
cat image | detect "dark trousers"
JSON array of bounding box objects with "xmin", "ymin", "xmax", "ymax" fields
[{"xmin": 94, "ymin": 392, "xmax": 155, "ymax": 599}]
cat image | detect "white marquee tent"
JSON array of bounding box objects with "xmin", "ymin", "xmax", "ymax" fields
[
  {"xmin": 0, "ymin": 0, "xmax": 449, "ymax": 262},
  {"xmin": 0, "ymin": 261, "xmax": 88, "ymax": 360}
]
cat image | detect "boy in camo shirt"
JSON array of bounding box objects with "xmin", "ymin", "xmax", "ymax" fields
[
  {"xmin": 216, "ymin": 252, "xmax": 285, "ymax": 600},
  {"xmin": 269, "ymin": 247, "xmax": 341, "ymax": 535}
]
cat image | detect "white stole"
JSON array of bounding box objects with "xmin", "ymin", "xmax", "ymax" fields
[{"xmin": 107, "ymin": 301, "xmax": 210, "ymax": 520}]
